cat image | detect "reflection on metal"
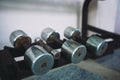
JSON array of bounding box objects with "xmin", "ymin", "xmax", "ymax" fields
[
  {"xmin": 41, "ymin": 27, "xmax": 60, "ymax": 43},
  {"xmin": 62, "ymin": 39, "xmax": 86, "ymax": 64},
  {"xmin": 64, "ymin": 26, "xmax": 108, "ymax": 56},
  {"xmin": 25, "ymin": 45, "xmax": 54, "ymax": 75},
  {"xmin": 86, "ymin": 35, "xmax": 108, "ymax": 56},
  {"xmin": 9, "ymin": 30, "xmax": 31, "ymax": 48},
  {"xmin": 64, "ymin": 26, "xmax": 81, "ymax": 39}
]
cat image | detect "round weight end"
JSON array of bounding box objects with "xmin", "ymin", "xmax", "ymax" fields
[
  {"xmin": 41, "ymin": 28, "xmax": 60, "ymax": 43},
  {"xmin": 32, "ymin": 53, "xmax": 54, "ymax": 75},
  {"xmin": 71, "ymin": 45, "xmax": 86, "ymax": 64},
  {"xmin": 64, "ymin": 27, "xmax": 81, "ymax": 39},
  {"xmin": 96, "ymin": 41, "xmax": 108, "ymax": 56},
  {"xmin": 9, "ymin": 30, "xmax": 28, "ymax": 46}
]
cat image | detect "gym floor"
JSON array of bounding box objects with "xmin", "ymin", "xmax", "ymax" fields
[{"xmin": 23, "ymin": 49, "xmax": 120, "ymax": 80}]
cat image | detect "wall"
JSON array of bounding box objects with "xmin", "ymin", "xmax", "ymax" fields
[
  {"xmin": 115, "ymin": 0, "xmax": 120, "ymax": 34},
  {"xmin": 0, "ymin": 0, "xmax": 78, "ymax": 49},
  {"xmin": 88, "ymin": 0, "xmax": 118, "ymax": 34}
]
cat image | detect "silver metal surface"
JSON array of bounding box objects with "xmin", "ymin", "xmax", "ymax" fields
[
  {"xmin": 62, "ymin": 39, "xmax": 86, "ymax": 64},
  {"xmin": 34, "ymin": 37, "xmax": 41, "ymax": 42},
  {"xmin": 86, "ymin": 36, "xmax": 108, "ymax": 56},
  {"xmin": 41, "ymin": 27, "xmax": 60, "ymax": 43},
  {"xmin": 64, "ymin": 27, "xmax": 81, "ymax": 39},
  {"xmin": 25, "ymin": 45, "xmax": 54, "ymax": 75},
  {"xmin": 35, "ymin": 37, "xmax": 60, "ymax": 59},
  {"xmin": 9, "ymin": 30, "xmax": 27, "ymax": 46},
  {"xmin": 51, "ymin": 49, "xmax": 61, "ymax": 59}
]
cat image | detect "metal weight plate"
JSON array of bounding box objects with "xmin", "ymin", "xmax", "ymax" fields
[
  {"xmin": 62, "ymin": 39, "xmax": 86, "ymax": 64},
  {"xmin": 41, "ymin": 28, "xmax": 60, "ymax": 43},
  {"xmin": 25, "ymin": 45, "xmax": 54, "ymax": 75}
]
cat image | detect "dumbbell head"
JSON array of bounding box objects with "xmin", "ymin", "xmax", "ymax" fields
[
  {"xmin": 86, "ymin": 35, "xmax": 108, "ymax": 56},
  {"xmin": 62, "ymin": 39, "xmax": 86, "ymax": 64},
  {"xmin": 25, "ymin": 45, "xmax": 54, "ymax": 75},
  {"xmin": 9, "ymin": 30, "xmax": 31, "ymax": 48},
  {"xmin": 64, "ymin": 27, "xmax": 81, "ymax": 39},
  {"xmin": 41, "ymin": 28, "xmax": 60, "ymax": 43}
]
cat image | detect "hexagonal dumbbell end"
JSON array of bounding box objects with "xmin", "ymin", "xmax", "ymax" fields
[
  {"xmin": 62, "ymin": 39, "xmax": 87, "ymax": 64},
  {"xmin": 64, "ymin": 27, "xmax": 81, "ymax": 39},
  {"xmin": 25, "ymin": 45, "xmax": 54, "ymax": 75},
  {"xmin": 9, "ymin": 30, "xmax": 31, "ymax": 48}
]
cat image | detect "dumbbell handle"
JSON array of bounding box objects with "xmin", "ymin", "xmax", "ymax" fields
[
  {"xmin": 54, "ymin": 38, "xmax": 63, "ymax": 47},
  {"xmin": 36, "ymin": 39, "xmax": 61, "ymax": 59},
  {"xmin": 74, "ymin": 36, "xmax": 86, "ymax": 45},
  {"xmin": 36, "ymin": 40, "xmax": 53, "ymax": 53}
]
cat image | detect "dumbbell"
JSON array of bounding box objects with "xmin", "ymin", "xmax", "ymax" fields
[
  {"xmin": 9, "ymin": 30, "xmax": 54, "ymax": 75},
  {"xmin": 41, "ymin": 27, "xmax": 87, "ymax": 64},
  {"xmin": 64, "ymin": 27, "xmax": 108, "ymax": 56},
  {"xmin": 61, "ymin": 39, "xmax": 87, "ymax": 63},
  {"xmin": 41, "ymin": 28, "xmax": 63, "ymax": 47},
  {"xmin": 35, "ymin": 37, "xmax": 60, "ymax": 60}
]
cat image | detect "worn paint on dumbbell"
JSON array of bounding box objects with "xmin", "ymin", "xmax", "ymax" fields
[{"xmin": 9, "ymin": 30, "xmax": 31, "ymax": 49}]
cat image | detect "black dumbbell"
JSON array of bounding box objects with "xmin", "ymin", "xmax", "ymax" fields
[
  {"xmin": 41, "ymin": 27, "xmax": 87, "ymax": 64},
  {"xmin": 9, "ymin": 30, "xmax": 54, "ymax": 75},
  {"xmin": 64, "ymin": 27, "xmax": 108, "ymax": 56}
]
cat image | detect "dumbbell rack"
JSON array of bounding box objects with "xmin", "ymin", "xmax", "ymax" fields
[
  {"xmin": 0, "ymin": 0, "xmax": 120, "ymax": 80},
  {"xmin": 82, "ymin": 0, "xmax": 120, "ymax": 53}
]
